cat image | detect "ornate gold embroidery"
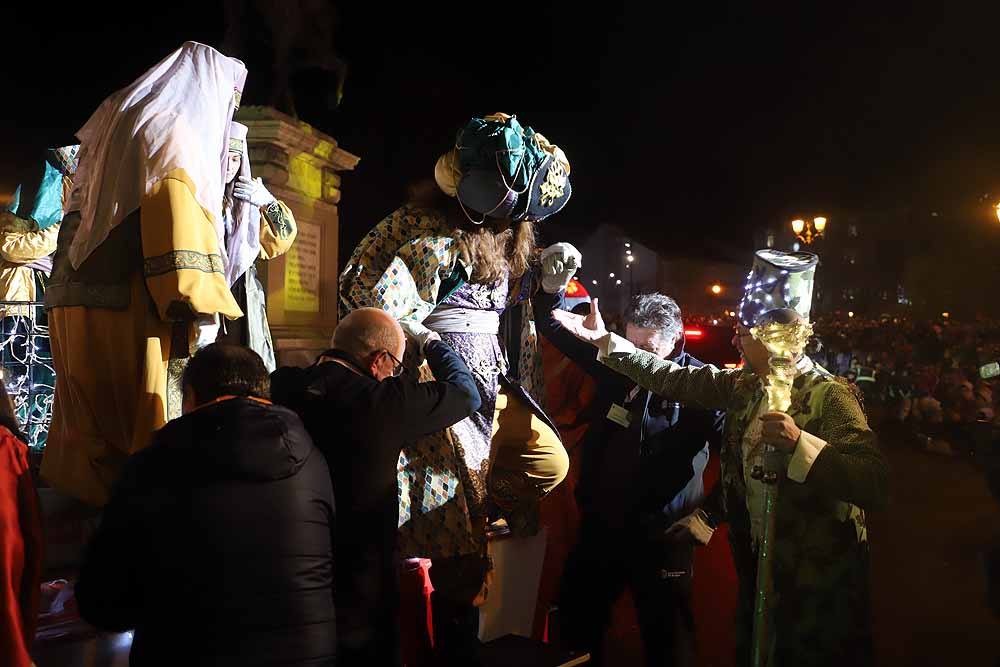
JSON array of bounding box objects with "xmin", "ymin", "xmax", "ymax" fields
[
  {"xmin": 263, "ymin": 201, "xmax": 294, "ymax": 239},
  {"xmin": 538, "ymin": 159, "xmax": 567, "ymax": 207},
  {"xmin": 143, "ymin": 251, "xmax": 225, "ymax": 278}
]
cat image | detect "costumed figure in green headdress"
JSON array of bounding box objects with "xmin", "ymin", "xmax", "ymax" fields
[{"xmin": 340, "ymin": 113, "xmax": 580, "ymax": 661}]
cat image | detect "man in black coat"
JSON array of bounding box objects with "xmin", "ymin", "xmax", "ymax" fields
[
  {"xmin": 535, "ymin": 288, "xmax": 722, "ymax": 667},
  {"xmin": 75, "ymin": 343, "xmax": 336, "ymax": 667},
  {"xmin": 271, "ymin": 307, "xmax": 480, "ymax": 667}
]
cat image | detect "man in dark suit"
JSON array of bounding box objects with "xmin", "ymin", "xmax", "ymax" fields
[
  {"xmin": 271, "ymin": 307, "xmax": 480, "ymax": 667},
  {"xmin": 536, "ymin": 285, "xmax": 721, "ymax": 667}
]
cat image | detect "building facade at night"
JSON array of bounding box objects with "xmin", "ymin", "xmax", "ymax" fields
[{"xmin": 757, "ymin": 210, "xmax": 916, "ymax": 318}]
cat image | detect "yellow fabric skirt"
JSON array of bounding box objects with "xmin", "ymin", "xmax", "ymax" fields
[
  {"xmin": 41, "ymin": 276, "xmax": 179, "ymax": 508},
  {"xmin": 490, "ymin": 388, "xmax": 569, "ymax": 501}
]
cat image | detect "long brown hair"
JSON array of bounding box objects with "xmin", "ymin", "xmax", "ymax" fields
[{"xmin": 407, "ymin": 179, "xmax": 537, "ymax": 285}]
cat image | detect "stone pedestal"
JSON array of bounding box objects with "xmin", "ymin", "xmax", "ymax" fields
[{"xmin": 237, "ymin": 106, "xmax": 359, "ymax": 367}]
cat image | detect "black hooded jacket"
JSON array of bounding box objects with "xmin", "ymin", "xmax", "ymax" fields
[{"xmin": 75, "ymin": 397, "xmax": 336, "ymax": 667}]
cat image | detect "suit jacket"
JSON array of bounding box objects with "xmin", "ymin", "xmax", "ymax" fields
[{"xmin": 533, "ymin": 291, "xmax": 721, "ymax": 530}]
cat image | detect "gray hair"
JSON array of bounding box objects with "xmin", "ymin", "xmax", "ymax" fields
[{"xmin": 625, "ymin": 293, "xmax": 683, "ymax": 344}]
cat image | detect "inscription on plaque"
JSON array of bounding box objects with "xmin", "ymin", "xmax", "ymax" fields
[{"xmin": 285, "ymin": 222, "xmax": 321, "ymax": 312}]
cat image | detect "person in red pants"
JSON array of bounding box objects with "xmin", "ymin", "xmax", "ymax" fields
[{"xmin": 0, "ymin": 383, "xmax": 43, "ymax": 667}]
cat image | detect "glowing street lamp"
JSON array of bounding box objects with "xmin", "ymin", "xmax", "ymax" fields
[
  {"xmin": 791, "ymin": 216, "xmax": 828, "ymax": 244},
  {"xmin": 710, "ymin": 284, "xmax": 723, "ymax": 295},
  {"xmin": 995, "ymin": 203, "xmax": 1000, "ymax": 224}
]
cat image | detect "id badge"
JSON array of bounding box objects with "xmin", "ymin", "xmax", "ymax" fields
[{"xmin": 607, "ymin": 403, "xmax": 632, "ymax": 428}]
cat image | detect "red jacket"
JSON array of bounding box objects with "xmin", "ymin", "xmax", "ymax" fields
[{"xmin": 0, "ymin": 426, "xmax": 43, "ymax": 667}]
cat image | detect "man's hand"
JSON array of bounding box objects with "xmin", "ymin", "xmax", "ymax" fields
[
  {"xmin": 760, "ymin": 411, "xmax": 802, "ymax": 452},
  {"xmin": 663, "ymin": 509, "xmax": 715, "ymax": 546},
  {"xmin": 540, "ymin": 242, "xmax": 582, "ymax": 294},
  {"xmin": 553, "ymin": 298, "xmax": 607, "ymax": 345}
]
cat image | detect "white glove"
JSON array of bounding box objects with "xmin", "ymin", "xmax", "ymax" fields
[
  {"xmin": 663, "ymin": 509, "xmax": 715, "ymax": 546},
  {"xmin": 191, "ymin": 314, "xmax": 220, "ymax": 354},
  {"xmin": 399, "ymin": 320, "xmax": 441, "ymax": 355},
  {"xmin": 540, "ymin": 242, "xmax": 582, "ymax": 294},
  {"xmin": 233, "ymin": 176, "xmax": 277, "ymax": 208}
]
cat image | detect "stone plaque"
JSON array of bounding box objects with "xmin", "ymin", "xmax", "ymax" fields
[{"xmin": 285, "ymin": 221, "xmax": 322, "ymax": 312}]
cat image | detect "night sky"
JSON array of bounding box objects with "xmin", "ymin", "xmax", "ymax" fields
[{"xmin": 7, "ymin": 3, "xmax": 1000, "ymax": 260}]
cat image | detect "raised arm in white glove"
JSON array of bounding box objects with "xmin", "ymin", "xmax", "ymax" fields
[
  {"xmin": 233, "ymin": 177, "xmax": 277, "ymax": 208},
  {"xmin": 399, "ymin": 319, "xmax": 441, "ymax": 355},
  {"xmin": 540, "ymin": 242, "xmax": 583, "ymax": 294}
]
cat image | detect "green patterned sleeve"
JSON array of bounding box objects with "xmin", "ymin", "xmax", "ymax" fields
[
  {"xmin": 803, "ymin": 381, "xmax": 889, "ymax": 511},
  {"xmin": 598, "ymin": 334, "xmax": 737, "ymax": 410}
]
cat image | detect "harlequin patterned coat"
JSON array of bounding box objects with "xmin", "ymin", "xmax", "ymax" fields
[{"xmin": 339, "ymin": 204, "xmax": 545, "ymax": 561}]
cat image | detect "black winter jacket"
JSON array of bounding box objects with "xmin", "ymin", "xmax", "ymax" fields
[{"xmin": 75, "ymin": 398, "xmax": 336, "ymax": 667}]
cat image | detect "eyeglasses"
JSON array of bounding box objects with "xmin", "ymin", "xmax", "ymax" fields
[{"xmin": 383, "ymin": 349, "xmax": 406, "ymax": 377}]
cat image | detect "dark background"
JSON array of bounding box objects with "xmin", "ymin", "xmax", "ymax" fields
[{"xmin": 7, "ymin": 2, "xmax": 1000, "ymax": 261}]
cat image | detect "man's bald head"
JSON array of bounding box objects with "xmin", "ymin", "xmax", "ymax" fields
[{"xmin": 333, "ymin": 308, "xmax": 406, "ymax": 366}]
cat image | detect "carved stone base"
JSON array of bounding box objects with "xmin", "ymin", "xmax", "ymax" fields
[{"xmin": 238, "ymin": 106, "xmax": 359, "ymax": 367}]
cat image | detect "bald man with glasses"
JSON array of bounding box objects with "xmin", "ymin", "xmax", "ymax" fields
[{"xmin": 271, "ymin": 307, "xmax": 481, "ymax": 667}]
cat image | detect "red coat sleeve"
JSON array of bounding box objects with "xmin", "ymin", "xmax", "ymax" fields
[{"xmin": 0, "ymin": 428, "xmax": 42, "ymax": 667}]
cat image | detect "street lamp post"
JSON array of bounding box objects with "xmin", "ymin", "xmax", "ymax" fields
[
  {"xmin": 791, "ymin": 216, "xmax": 828, "ymax": 245},
  {"xmin": 791, "ymin": 217, "xmax": 828, "ymax": 314}
]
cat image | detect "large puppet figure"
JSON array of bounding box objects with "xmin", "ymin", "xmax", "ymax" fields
[
  {"xmin": 214, "ymin": 121, "xmax": 297, "ymax": 371},
  {"xmin": 340, "ymin": 113, "xmax": 576, "ymax": 660},
  {"xmin": 42, "ymin": 42, "xmax": 248, "ymax": 507}
]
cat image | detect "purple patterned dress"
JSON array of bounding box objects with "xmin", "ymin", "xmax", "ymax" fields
[{"xmin": 433, "ymin": 278, "xmax": 510, "ymax": 507}]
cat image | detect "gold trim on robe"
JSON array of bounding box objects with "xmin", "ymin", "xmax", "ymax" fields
[{"xmin": 43, "ymin": 169, "xmax": 242, "ymax": 507}]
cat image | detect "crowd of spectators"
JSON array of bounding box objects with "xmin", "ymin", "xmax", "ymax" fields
[
  {"xmin": 628, "ymin": 308, "xmax": 1000, "ymax": 456},
  {"xmin": 808, "ymin": 316, "xmax": 1000, "ymax": 456}
]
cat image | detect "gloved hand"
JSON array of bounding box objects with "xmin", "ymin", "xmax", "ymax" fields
[
  {"xmin": 233, "ymin": 176, "xmax": 277, "ymax": 208},
  {"xmin": 662, "ymin": 508, "xmax": 715, "ymax": 546},
  {"xmin": 191, "ymin": 314, "xmax": 220, "ymax": 354},
  {"xmin": 399, "ymin": 319, "xmax": 441, "ymax": 355},
  {"xmin": 540, "ymin": 242, "xmax": 582, "ymax": 294}
]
